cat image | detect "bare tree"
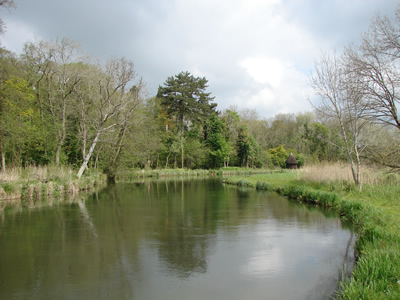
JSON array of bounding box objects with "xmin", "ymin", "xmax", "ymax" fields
[
  {"xmin": 310, "ymin": 52, "xmax": 368, "ymax": 188},
  {"xmin": 76, "ymin": 57, "xmax": 140, "ymax": 179},
  {"xmin": 343, "ymin": 8, "xmax": 400, "ymax": 170},
  {"xmin": 104, "ymin": 80, "xmax": 145, "ymax": 182}
]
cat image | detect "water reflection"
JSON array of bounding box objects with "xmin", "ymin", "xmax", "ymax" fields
[{"xmin": 0, "ymin": 178, "xmax": 353, "ymax": 300}]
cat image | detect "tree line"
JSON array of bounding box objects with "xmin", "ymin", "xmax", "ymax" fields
[
  {"xmin": 0, "ymin": 39, "xmax": 344, "ymax": 179},
  {"xmin": 0, "ymin": 4, "xmax": 399, "ymax": 184}
]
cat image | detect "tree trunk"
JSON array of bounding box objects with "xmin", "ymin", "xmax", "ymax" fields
[
  {"xmin": 106, "ymin": 123, "xmax": 128, "ymax": 182},
  {"xmin": 165, "ymin": 153, "xmax": 169, "ymax": 168},
  {"xmin": 181, "ymin": 144, "xmax": 184, "ymax": 169},
  {"xmin": 94, "ymin": 151, "xmax": 99, "ymax": 169},
  {"xmin": 0, "ymin": 130, "xmax": 4, "ymax": 173},
  {"xmin": 0, "ymin": 149, "xmax": 4, "ymax": 173},
  {"xmin": 55, "ymin": 137, "xmax": 63, "ymax": 166},
  {"xmin": 77, "ymin": 127, "xmax": 102, "ymax": 179},
  {"xmin": 81, "ymin": 126, "xmax": 86, "ymax": 161}
]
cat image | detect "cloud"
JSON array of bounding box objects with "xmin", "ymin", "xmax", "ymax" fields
[
  {"xmin": 238, "ymin": 56, "xmax": 312, "ymax": 116},
  {"xmin": 0, "ymin": 19, "xmax": 39, "ymax": 51}
]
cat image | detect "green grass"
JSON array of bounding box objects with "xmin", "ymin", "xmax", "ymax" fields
[
  {"xmin": 116, "ymin": 167, "xmax": 279, "ymax": 181},
  {"xmin": 224, "ymin": 170, "xmax": 400, "ymax": 299}
]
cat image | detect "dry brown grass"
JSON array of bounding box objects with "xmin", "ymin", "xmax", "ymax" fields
[
  {"xmin": 300, "ymin": 162, "xmax": 384, "ymax": 185},
  {"xmin": 0, "ymin": 167, "xmax": 21, "ymax": 183},
  {"xmin": 0, "ymin": 165, "xmax": 75, "ymax": 183}
]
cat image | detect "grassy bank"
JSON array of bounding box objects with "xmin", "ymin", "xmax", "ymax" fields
[
  {"xmin": 115, "ymin": 167, "xmax": 280, "ymax": 181},
  {"xmin": 0, "ymin": 166, "xmax": 106, "ymax": 201},
  {"xmin": 224, "ymin": 163, "xmax": 400, "ymax": 299}
]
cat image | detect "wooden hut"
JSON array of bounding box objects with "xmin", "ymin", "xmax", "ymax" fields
[{"xmin": 285, "ymin": 152, "xmax": 298, "ymax": 169}]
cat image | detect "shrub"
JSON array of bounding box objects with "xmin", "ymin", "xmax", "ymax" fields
[
  {"xmin": 237, "ymin": 179, "xmax": 253, "ymax": 187},
  {"xmin": 1, "ymin": 183, "xmax": 16, "ymax": 194},
  {"xmin": 256, "ymin": 181, "xmax": 271, "ymax": 191}
]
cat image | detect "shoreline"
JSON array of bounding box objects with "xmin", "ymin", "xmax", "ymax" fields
[{"xmin": 222, "ymin": 171, "xmax": 400, "ymax": 299}]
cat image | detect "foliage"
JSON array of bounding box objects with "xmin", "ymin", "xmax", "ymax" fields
[
  {"xmin": 268, "ymin": 145, "xmax": 290, "ymax": 168},
  {"xmin": 205, "ymin": 114, "xmax": 232, "ymax": 168},
  {"xmin": 157, "ymin": 71, "xmax": 216, "ymax": 133}
]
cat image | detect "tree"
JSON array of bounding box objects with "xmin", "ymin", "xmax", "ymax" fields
[
  {"xmin": 344, "ymin": 8, "xmax": 400, "ymax": 170},
  {"xmin": 157, "ymin": 71, "xmax": 216, "ymax": 131},
  {"xmin": 236, "ymin": 125, "xmax": 257, "ymax": 168},
  {"xmin": 157, "ymin": 71, "xmax": 216, "ymax": 168},
  {"xmin": 22, "ymin": 39, "xmax": 83, "ymax": 166},
  {"xmin": 104, "ymin": 81, "xmax": 146, "ymax": 181},
  {"xmin": 205, "ymin": 114, "xmax": 233, "ymax": 168},
  {"xmin": 310, "ymin": 52, "xmax": 369, "ymax": 188},
  {"xmin": 268, "ymin": 145, "xmax": 289, "ymax": 168},
  {"xmin": 0, "ymin": 76, "xmax": 35, "ymax": 170},
  {"xmin": 76, "ymin": 57, "xmax": 139, "ymax": 179}
]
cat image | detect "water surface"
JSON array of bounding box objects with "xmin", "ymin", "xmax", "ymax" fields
[{"xmin": 0, "ymin": 178, "xmax": 353, "ymax": 299}]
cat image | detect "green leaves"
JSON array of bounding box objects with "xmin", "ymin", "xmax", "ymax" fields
[{"xmin": 157, "ymin": 71, "xmax": 216, "ymax": 133}]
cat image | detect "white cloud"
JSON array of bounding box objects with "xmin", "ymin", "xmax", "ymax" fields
[
  {"xmin": 240, "ymin": 57, "xmax": 284, "ymax": 87},
  {"xmin": 236, "ymin": 57, "xmax": 312, "ymax": 116},
  {"xmin": 2, "ymin": 20, "xmax": 39, "ymax": 53}
]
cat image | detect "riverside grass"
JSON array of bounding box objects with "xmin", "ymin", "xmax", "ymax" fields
[
  {"xmin": 0, "ymin": 166, "xmax": 105, "ymax": 201},
  {"xmin": 224, "ymin": 164, "xmax": 400, "ymax": 299},
  {"xmin": 115, "ymin": 167, "xmax": 279, "ymax": 181}
]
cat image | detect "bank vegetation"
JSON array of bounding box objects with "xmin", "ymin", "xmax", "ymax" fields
[{"xmin": 224, "ymin": 163, "xmax": 400, "ymax": 299}]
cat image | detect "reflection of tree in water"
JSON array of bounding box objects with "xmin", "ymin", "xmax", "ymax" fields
[
  {"xmin": 158, "ymin": 229, "xmax": 209, "ymax": 278},
  {"xmin": 155, "ymin": 179, "xmax": 212, "ymax": 278}
]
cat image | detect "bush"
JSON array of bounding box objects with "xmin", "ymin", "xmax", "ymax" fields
[
  {"xmin": 237, "ymin": 179, "xmax": 254, "ymax": 187},
  {"xmin": 256, "ymin": 181, "xmax": 271, "ymax": 191},
  {"xmin": 1, "ymin": 183, "xmax": 16, "ymax": 194}
]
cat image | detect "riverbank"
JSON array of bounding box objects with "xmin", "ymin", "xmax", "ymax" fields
[
  {"xmin": 223, "ymin": 163, "xmax": 400, "ymax": 299},
  {"xmin": 0, "ymin": 166, "xmax": 276, "ymax": 202},
  {"xmin": 0, "ymin": 166, "xmax": 106, "ymax": 201},
  {"xmin": 115, "ymin": 167, "xmax": 281, "ymax": 181}
]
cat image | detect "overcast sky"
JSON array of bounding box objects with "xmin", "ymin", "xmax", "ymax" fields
[{"xmin": 1, "ymin": 0, "xmax": 398, "ymax": 119}]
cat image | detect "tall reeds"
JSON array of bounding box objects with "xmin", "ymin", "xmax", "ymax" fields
[
  {"xmin": 300, "ymin": 162, "xmax": 384, "ymax": 186},
  {"xmin": 0, "ymin": 165, "xmax": 105, "ymax": 200}
]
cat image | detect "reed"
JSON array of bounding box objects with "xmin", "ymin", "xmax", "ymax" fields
[
  {"xmin": 300, "ymin": 162, "xmax": 384, "ymax": 186},
  {"xmin": 0, "ymin": 166, "xmax": 105, "ymax": 200}
]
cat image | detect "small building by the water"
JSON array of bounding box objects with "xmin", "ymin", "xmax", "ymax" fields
[{"xmin": 285, "ymin": 153, "xmax": 298, "ymax": 169}]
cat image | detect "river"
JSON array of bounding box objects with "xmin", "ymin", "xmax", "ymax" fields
[{"xmin": 0, "ymin": 177, "xmax": 354, "ymax": 299}]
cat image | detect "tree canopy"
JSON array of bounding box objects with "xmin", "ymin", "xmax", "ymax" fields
[{"xmin": 157, "ymin": 71, "xmax": 217, "ymax": 133}]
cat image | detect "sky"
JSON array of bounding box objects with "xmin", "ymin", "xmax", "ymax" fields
[{"xmin": 0, "ymin": 0, "xmax": 398, "ymax": 119}]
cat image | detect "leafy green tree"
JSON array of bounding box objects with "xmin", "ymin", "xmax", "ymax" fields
[
  {"xmin": 268, "ymin": 145, "xmax": 290, "ymax": 168},
  {"xmin": 157, "ymin": 71, "xmax": 216, "ymax": 168},
  {"xmin": 205, "ymin": 114, "xmax": 232, "ymax": 168},
  {"xmin": 237, "ymin": 126, "xmax": 257, "ymax": 168},
  {"xmin": 22, "ymin": 39, "xmax": 83, "ymax": 166},
  {"xmin": 0, "ymin": 76, "xmax": 35, "ymax": 169},
  {"xmin": 184, "ymin": 137, "xmax": 208, "ymax": 169},
  {"xmin": 157, "ymin": 71, "xmax": 216, "ymax": 132}
]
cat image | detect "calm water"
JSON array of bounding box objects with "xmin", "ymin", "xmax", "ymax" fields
[{"xmin": 0, "ymin": 178, "xmax": 354, "ymax": 300}]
